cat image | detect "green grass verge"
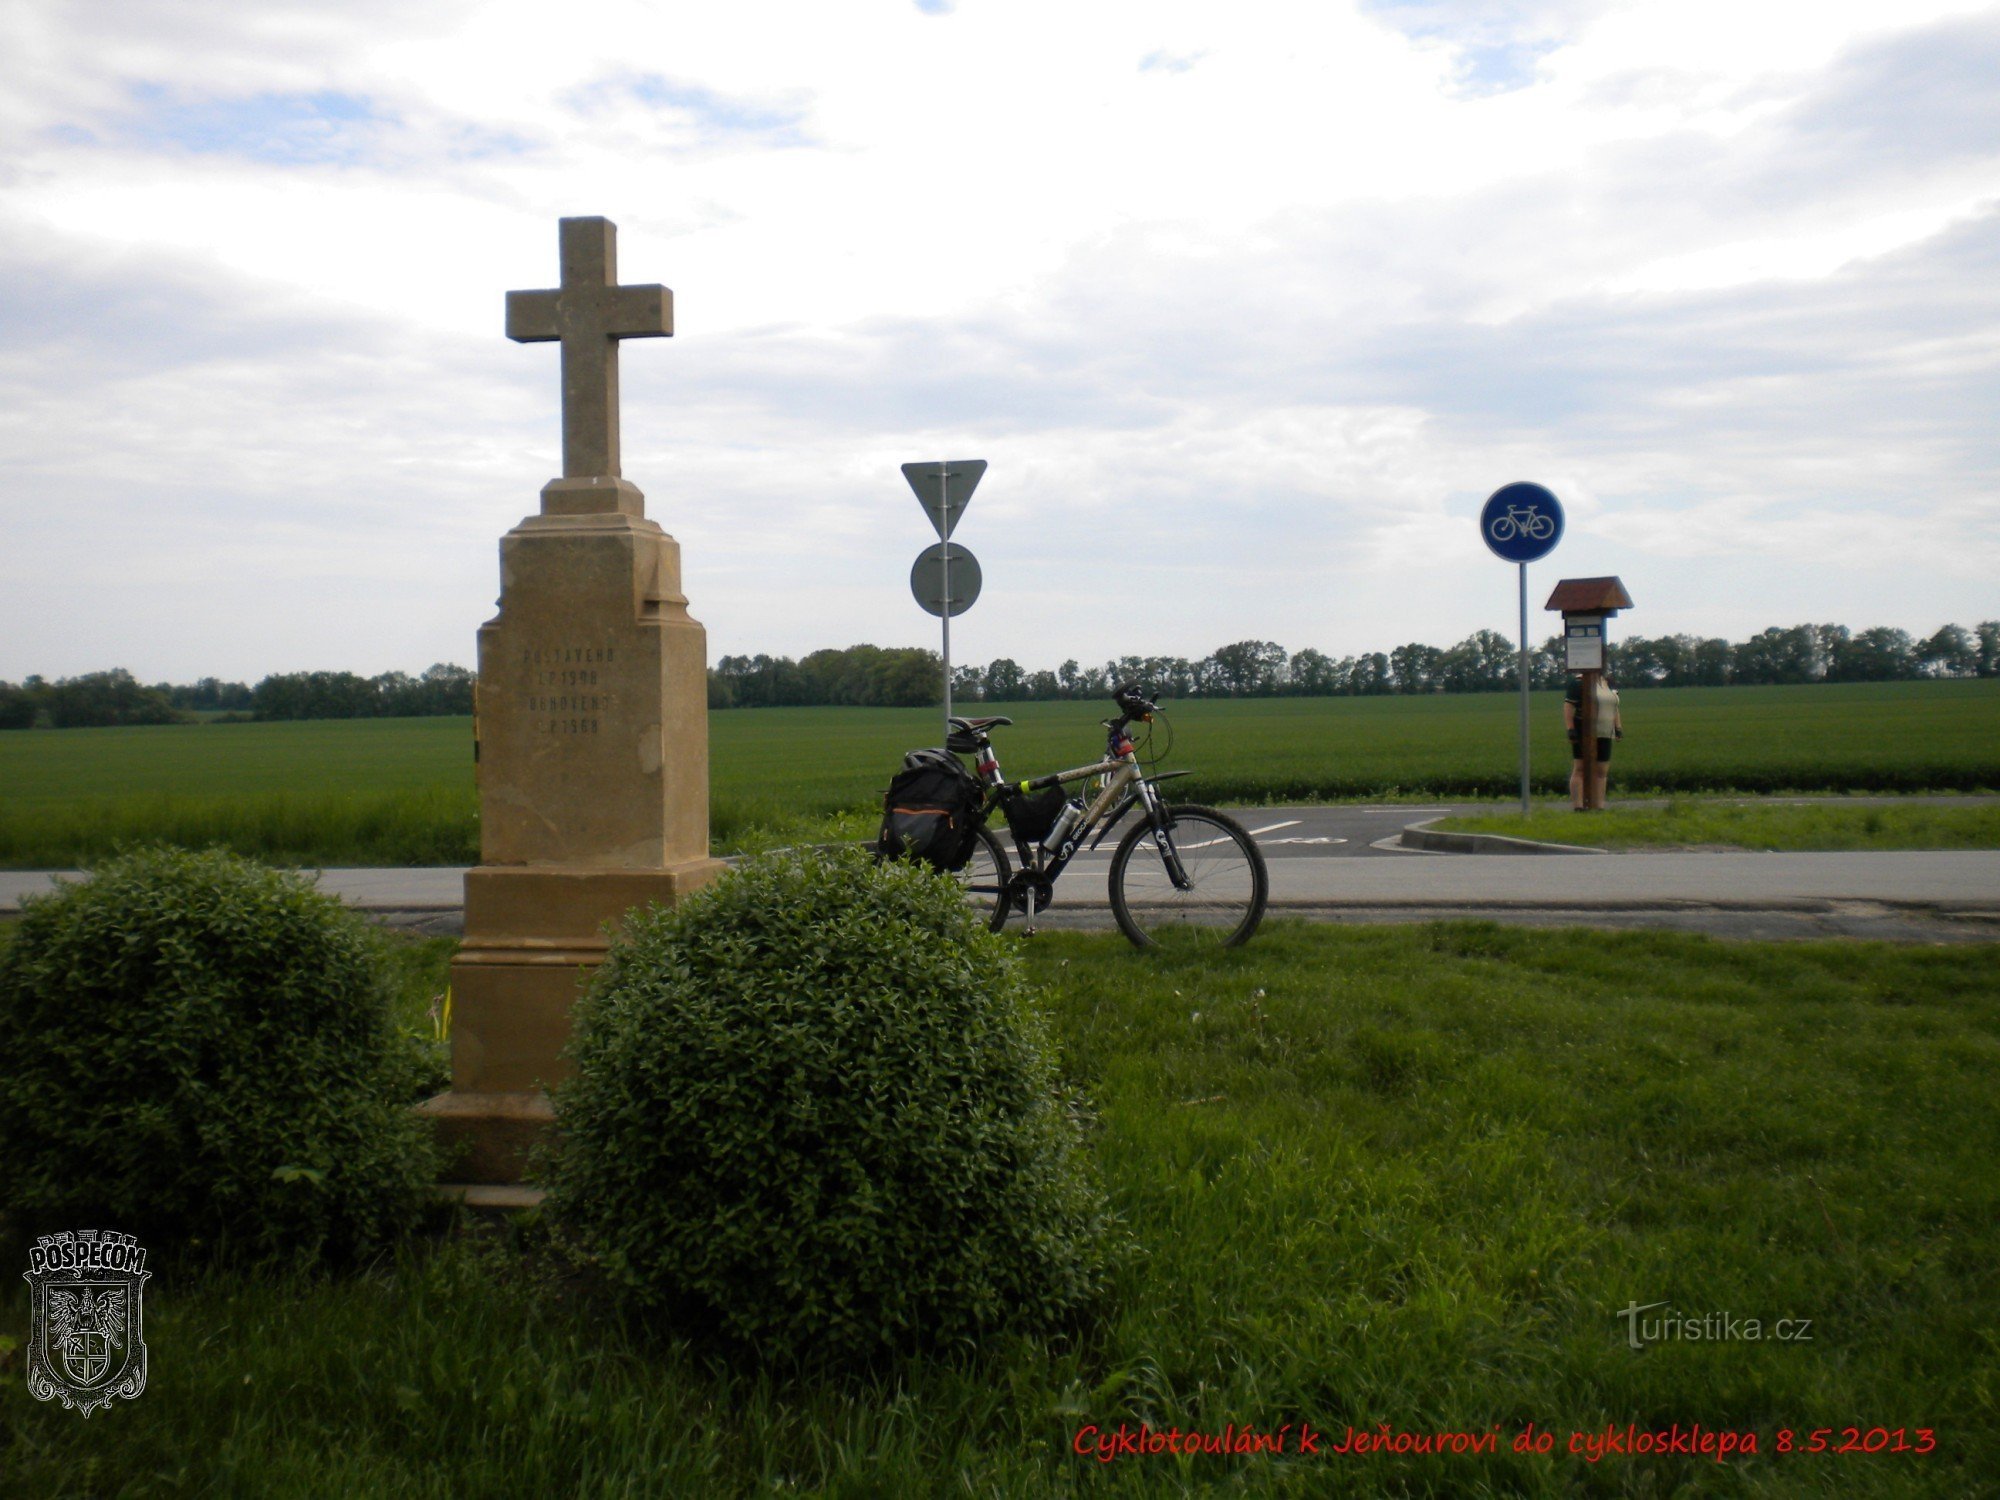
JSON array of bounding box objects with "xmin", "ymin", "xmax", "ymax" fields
[
  {"xmin": 0, "ymin": 680, "xmax": 1994, "ymax": 866},
  {"xmin": 1436, "ymin": 799, "xmax": 2000, "ymax": 851},
  {"xmin": 3, "ymin": 923, "xmax": 1993, "ymax": 1495}
]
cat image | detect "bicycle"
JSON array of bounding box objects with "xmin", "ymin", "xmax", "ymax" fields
[
  {"xmin": 1488, "ymin": 504, "xmax": 1556, "ymax": 542},
  {"xmin": 945, "ymin": 686, "xmax": 1269, "ymax": 949}
]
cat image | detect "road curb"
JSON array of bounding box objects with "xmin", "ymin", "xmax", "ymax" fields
[{"xmin": 1399, "ymin": 816, "xmax": 1605, "ymax": 856}]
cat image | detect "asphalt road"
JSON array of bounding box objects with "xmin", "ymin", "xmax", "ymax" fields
[{"xmin": 6, "ymin": 804, "xmax": 1998, "ymax": 942}]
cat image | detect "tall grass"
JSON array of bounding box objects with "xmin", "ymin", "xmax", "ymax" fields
[
  {"xmin": 1439, "ymin": 799, "xmax": 2000, "ymax": 851},
  {"xmin": 2, "ymin": 923, "xmax": 1994, "ymax": 1494},
  {"xmin": 0, "ymin": 789, "xmax": 481, "ymax": 868}
]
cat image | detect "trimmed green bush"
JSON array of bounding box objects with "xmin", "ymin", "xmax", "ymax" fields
[
  {"xmin": 0, "ymin": 847, "xmax": 439, "ymax": 1265},
  {"xmin": 544, "ymin": 846, "xmax": 1115, "ymax": 1366}
]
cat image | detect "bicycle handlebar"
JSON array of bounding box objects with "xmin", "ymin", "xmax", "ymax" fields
[{"xmin": 1113, "ymin": 683, "xmax": 1158, "ymax": 719}]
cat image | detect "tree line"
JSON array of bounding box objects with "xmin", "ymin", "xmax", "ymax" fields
[
  {"xmin": 0, "ymin": 665, "xmax": 474, "ymax": 729},
  {"xmin": 3, "ymin": 621, "xmax": 1993, "ymax": 728},
  {"xmin": 710, "ymin": 621, "xmax": 2000, "ymax": 709}
]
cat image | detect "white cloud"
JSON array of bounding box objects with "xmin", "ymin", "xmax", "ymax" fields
[{"xmin": 1, "ymin": 0, "xmax": 1997, "ymax": 682}]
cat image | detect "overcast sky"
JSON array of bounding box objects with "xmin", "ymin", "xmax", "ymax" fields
[{"xmin": 2, "ymin": 0, "xmax": 1995, "ymax": 683}]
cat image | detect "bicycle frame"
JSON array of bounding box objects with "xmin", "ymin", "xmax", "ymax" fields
[{"xmin": 963, "ymin": 720, "xmax": 1193, "ymax": 922}]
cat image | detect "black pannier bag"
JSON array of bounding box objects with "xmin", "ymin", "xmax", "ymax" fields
[
  {"xmin": 1004, "ymin": 785, "xmax": 1068, "ymax": 845},
  {"xmin": 877, "ymin": 749, "xmax": 984, "ymax": 871}
]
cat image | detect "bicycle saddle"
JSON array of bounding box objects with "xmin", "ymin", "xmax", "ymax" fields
[{"xmin": 947, "ymin": 715, "xmax": 1013, "ymax": 731}]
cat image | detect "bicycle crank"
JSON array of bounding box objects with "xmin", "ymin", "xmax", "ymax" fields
[{"xmin": 1006, "ymin": 871, "xmax": 1058, "ymax": 931}]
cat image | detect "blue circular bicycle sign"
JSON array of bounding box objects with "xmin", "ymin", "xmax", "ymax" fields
[{"xmin": 1479, "ymin": 481, "xmax": 1564, "ymax": 563}]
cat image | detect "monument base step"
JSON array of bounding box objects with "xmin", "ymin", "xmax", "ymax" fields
[
  {"xmin": 415, "ymin": 1089, "xmax": 556, "ymax": 1186},
  {"xmin": 434, "ymin": 1183, "xmax": 548, "ymax": 1213}
]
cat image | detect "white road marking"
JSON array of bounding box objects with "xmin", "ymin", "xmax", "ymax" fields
[
  {"xmin": 1245, "ymin": 820, "xmax": 1302, "ymax": 836},
  {"xmin": 1266, "ymin": 836, "xmax": 1345, "ymax": 846}
]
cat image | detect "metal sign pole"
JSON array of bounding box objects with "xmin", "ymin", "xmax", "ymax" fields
[
  {"xmin": 941, "ymin": 535, "xmax": 952, "ymax": 736},
  {"xmin": 1479, "ymin": 482, "xmax": 1564, "ymax": 821},
  {"xmin": 1517, "ymin": 561, "xmax": 1531, "ymax": 815},
  {"xmin": 902, "ymin": 459, "xmax": 986, "ymax": 744}
]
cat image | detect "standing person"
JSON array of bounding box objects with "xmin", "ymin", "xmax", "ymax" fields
[{"xmin": 1563, "ymin": 672, "xmax": 1622, "ymax": 810}]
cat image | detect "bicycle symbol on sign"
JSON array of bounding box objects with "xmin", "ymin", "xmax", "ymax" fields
[{"xmin": 1488, "ymin": 504, "xmax": 1556, "ymax": 543}]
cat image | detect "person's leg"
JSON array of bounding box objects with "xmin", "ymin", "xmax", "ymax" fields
[
  {"xmin": 1594, "ymin": 762, "xmax": 1610, "ymax": 808},
  {"xmin": 1570, "ymin": 756, "xmax": 1584, "ymax": 810}
]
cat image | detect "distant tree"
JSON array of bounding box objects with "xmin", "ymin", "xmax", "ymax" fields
[
  {"xmin": 1811, "ymin": 624, "xmax": 1851, "ymax": 679},
  {"xmin": 1977, "ymin": 622, "xmax": 2000, "ymax": 678},
  {"xmin": 800, "ymin": 646, "xmax": 864, "ymax": 705},
  {"xmin": 1535, "ymin": 637, "xmax": 1566, "ymax": 689},
  {"xmin": 172, "ymin": 676, "xmax": 254, "ymax": 712},
  {"xmin": 1149, "ymin": 656, "xmax": 1198, "ymax": 699},
  {"xmin": 373, "ymin": 670, "xmax": 417, "ymax": 713},
  {"xmin": 1611, "ymin": 634, "xmax": 1671, "ymax": 687},
  {"xmin": 1389, "ymin": 642, "xmax": 1443, "ymax": 693},
  {"xmin": 1830, "ymin": 627, "xmax": 1916, "ymax": 682},
  {"xmin": 0, "ymin": 681, "xmax": 36, "ymax": 729},
  {"xmin": 1436, "ymin": 630, "xmax": 1515, "ymax": 693},
  {"xmin": 1288, "ymin": 647, "xmax": 1339, "ymax": 696},
  {"xmin": 984, "ymin": 657, "xmax": 1025, "ymax": 700},
  {"xmin": 951, "ymin": 663, "xmax": 985, "ymax": 702},
  {"xmin": 1206, "ymin": 640, "xmax": 1287, "ymax": 697},
  {"xmin": 1918, "ymin": 624, "xmax": 1977, "ymax": 678},
  {"xmin": 1689, "ymin": 636, "xmax": 1733, "ymax": 685},
  {"xmin": 1104, "ymin": 656, "xmax": 1148, "ymax": 694},
  {"xmin": 1733, "ymin": 625, "xmax": 1819, "ymax": 684},
  {"xmin": 414, "ymin": 663, "xmax": 474, "ymax": 714},
  {"xmin": 870, "ymin": 647, "xmax": 943, "ymax": 708},
  {"xmin": 717, "ymin": 652, "xmax": 810, "ymax": 708},
  {"xmin": 252, "ymin": 670, "xmax": 378, "ymax": 720},
  {"xmin": 43, "ymin": 670, "xmax": 182, "ymax": 728},
  {"xmin": 1347, "ymin": 652, "xmax": 1391, "ymax": 695}
]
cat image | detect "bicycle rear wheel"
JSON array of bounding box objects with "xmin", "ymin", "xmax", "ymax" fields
[
  {"xmin": 955, "ymin": 824, "xmax": 1013, "ymax": 933},
  {"xmin": 1108, "ymin": 804, "xmax": 1268, "ymax": 950}
]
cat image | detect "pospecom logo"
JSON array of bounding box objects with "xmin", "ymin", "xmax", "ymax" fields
[{"xmin": 23, "ymin": 1230, "xmax": 150, "ymax": 1417}]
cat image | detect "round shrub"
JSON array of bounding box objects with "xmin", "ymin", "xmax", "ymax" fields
[
  {"xmin": 544, "ymin": 845, "xmax": 1114, "ymax": 1366},
  {"xmin": 0, "ymin": 846, "xmax": 439, "ymax": 1264}
]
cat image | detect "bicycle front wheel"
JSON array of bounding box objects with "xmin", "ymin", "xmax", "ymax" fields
[
  {"xmin": 955, "ymin": 824, "xmax": 1013, "ymax": 933},
  {"xmin": 1108, "ymin": 804, "xmax": 1268, "ymax": 950}
]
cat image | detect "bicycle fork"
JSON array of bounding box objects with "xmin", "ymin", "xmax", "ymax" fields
[{"xmin": 1137, "ymin": 779, "xmax": 1194, "ymax": 892}]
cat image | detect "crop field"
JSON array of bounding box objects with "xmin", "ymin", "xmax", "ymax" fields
[{"xmin": 0, "ymin": 681, "xmax": 1995, "ymax": 866}]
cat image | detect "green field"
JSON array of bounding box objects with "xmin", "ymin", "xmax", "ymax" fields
[
  {"xmin": 1437, "ymin": 800, "xmax": 2000, "ymax": 852},
  {"xmin": 4, "ymin": 922, "xmax": 1995, "ymax": 1494},
  {"xmin": 0, "ymin": 681, "xmax": 1995, "ymax": 866}
]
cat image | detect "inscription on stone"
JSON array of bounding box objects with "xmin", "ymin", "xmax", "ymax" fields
[{"xmin": 519, "ymin": 645, "xmax": 617, "ymax": 734}]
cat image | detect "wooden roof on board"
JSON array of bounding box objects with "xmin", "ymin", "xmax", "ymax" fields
[{"xmin": 1544, "ymin": 576, "xmax": 1634, "ymax": 614}]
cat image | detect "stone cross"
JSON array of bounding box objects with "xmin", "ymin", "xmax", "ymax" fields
[{"xmin": 505, "ymin": 216, "xmax": 672, "ymax": 480}]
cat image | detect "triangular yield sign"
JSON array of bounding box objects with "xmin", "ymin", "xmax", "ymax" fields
[{"xmin": 901, "ymin": 459, "xmax": 986, "ymax": 540}]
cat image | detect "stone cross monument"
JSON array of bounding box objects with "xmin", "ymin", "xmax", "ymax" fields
[{"xmin": 419, "ymin": 215, "xmax": 725, "ymax": 1190}]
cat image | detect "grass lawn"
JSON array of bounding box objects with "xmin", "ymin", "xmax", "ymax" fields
[
  {"xmin": 4, "ymin": 922, "xmax": 1994, "ymax": 1496},
  {"xmin": 0, "ymin": 680, "xmax": 1995, "ymax": 868},
  {"xmin": 1435, "ymin": 799, "xmax": 2000, "ymax": 852}
]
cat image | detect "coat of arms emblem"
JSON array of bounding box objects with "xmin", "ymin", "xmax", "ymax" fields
[{"xmin": 23, "ymin": 1230, "xmax": 150, "ymax": 1417}]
